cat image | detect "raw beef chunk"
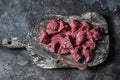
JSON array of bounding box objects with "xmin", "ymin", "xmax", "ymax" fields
[
  {"xmin": 58, "ymin": 20, "xmax": 70, "ymax": 32},
  {"xmin": 79, "ymin": 21, "xmax": 90, "ymax": 32},
  {"xmin": 48, "ymin": 41, "xmax": 60, "ymax": 53},
  {"xmin": 82, "ymin": 45, "xmax": 93, "ymax": 62},
  {"xmin": 75, "ymin": 31, "xmax": 86, "ymax": 46},
  {"xmin": 60, "ymin": 36, "xmax": 73, "ymax": 49},
  {"xmin": 47, "ymin": 19, "xmax": 60, "ymax": 30},
  {"xmin": 58, "ymin": 46, "xmax": 70, "ymax": 54},
  {"xmin": 69, "ymin": 20, "xmax": 80, "ymax": 32},
  {"xmin": 89, "ymin": 26, "xmax": 104, "ymax": 40},
  {"xmin": 40, "ymin": 31, "xmax": 50, "ymax": 44},
  {"xmin": 70, "ymin": 47, "xmax": 83, "ymax": 61}
]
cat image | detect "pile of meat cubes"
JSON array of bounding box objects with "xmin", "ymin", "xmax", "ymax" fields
[{"xmin": 40, "ymin": 18, "xmax": 104, "ymax": 62}]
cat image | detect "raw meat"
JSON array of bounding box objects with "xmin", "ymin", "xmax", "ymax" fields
[
  {"xmin": 75, "ymin": 31, "xmax": 86, "ymax": 46},
  {"xmin": 79, "ymin": 21, "xmax": 90, "ymax": 32},
  {"xmin": 47, "ymin": 18, "xmax": 60, "ymax": 31},
  {"xmin": 58, "ymin": 20, "xmax": 70, "ymax": 32},
  {"xmin": 69, "ymin": 20, "xmax": 80, "ymax": 32},
  {"xmin": 82, "ymin": 45, "xmax": 92, "ymax": 62},
  {"xmin": 39, "ymin": 31, "xmax": 50, "ymax": 44},
  {"xmin": 58, "ymin": 46, "xmax": 70, "ymax": 54},
  {"xmin": 48, "ymin": 41, "xmax": 60, "ymax": 53},
  {"xmin": 89, "ymin": 26, "xmax": 104, "ymax": 40},
  {"xmin": 84, "ymin": 39, "xmax": 96, "ymax": 51},
  {"xmin": 70, "ymin": 47, "xmax": 83, "ymax": 61},
  {"xmin": 39, "ymin": 18, "xmax": 104, "ymax": 63},
  {"xmin": 60, "ymin": 36, "xmax": 73, "ymax": 49}
]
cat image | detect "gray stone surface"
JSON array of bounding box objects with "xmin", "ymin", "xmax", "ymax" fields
[{"xmin": 0, "ymin": 0, "xmax": 120, "ymax": 80}]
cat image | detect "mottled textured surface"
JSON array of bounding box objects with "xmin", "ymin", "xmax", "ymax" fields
[
  {"xmin": 28, "ymin": 13, "xmax": 109, "ymax": 67},
  {"xmin": 0, "ymin": 0, "xmax": 120, "ymax": 80}
]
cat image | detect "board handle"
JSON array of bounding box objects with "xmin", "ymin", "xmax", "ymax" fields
[{"xmin": 2, "ymin": 38, "xmax": 25, "ymax": 48}]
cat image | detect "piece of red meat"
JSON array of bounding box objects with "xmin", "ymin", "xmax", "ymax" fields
[
  {"xmin": 39, "ymin": 31, "xmax": 51, "ymax": 44},
  {"xmin": 82, "ymin": 45, "xmax": 92, "ymax": 62},
  {"xmin": 65, "ymin": 30, "xmax": 78, "ymax": 38},
  {"xmin": 59, "ymin": 26, "xmax": 70, "ymax": 37},
  {"xmin": 93, "ymin": 26, "xmax": 104, "ymax": 34},
  {"xmin": 75, "ymin": 31, "xmax": 86, "ymax": 46},
  {"xmin": 71, "ymin": 30, "xmax": 79, "ymax": 38},
  {"xmin": 58, "ymin": 46, "xmax": 70, "ymax": 54},
  {"xmin": 84, "ymin": 39, "xmax": 96, "ymax": 50},
  {"xmin": 60, "ymin": 36, "xmax": 73, "ymax": 49},
  {"xmin": 89, "ymin": 26, "xmax": 104, "ymax": 40},
  {"xmin": 46, "ymin": 28, "xmax": 58, "ymax": 35},
  {"xmin": 70, "ymin": 46, "xmax": 83, "ymax": 61},
  {"xmin": 79, "ymin": 21, "xmax": 90, "ymax": 32},
  {"xmin": 86, "ymin": 32, "xmax": 93, "ymax": 40},
  {"xmin": 47, "ymin": 18, "xmax": 60, "ymax": 31},
  {"xmin": 65, "ymin": 31, "xmax": 71, "ymax": 36},
  {"xmin": 58, "ymin": 20, "xmax": 70, "ymax": 32},
  {"xmin": 48, "ymin": 34, "xmax": 62, "ymax": 53},
  {"xmin": 51, "ymin": 34, "xmax": 63, "ymax": 42},
  {"xmin": 69, "ymin": 20, "xmax": 80, "ymax": 32},
  {"xmin": 48, "ymin": 41, "xmax": 60, "ymax": 53}
]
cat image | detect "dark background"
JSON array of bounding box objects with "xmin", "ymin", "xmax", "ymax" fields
[{"xmin": 0, "ymin": 0, "xmax": 120, "ymax": 80}]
